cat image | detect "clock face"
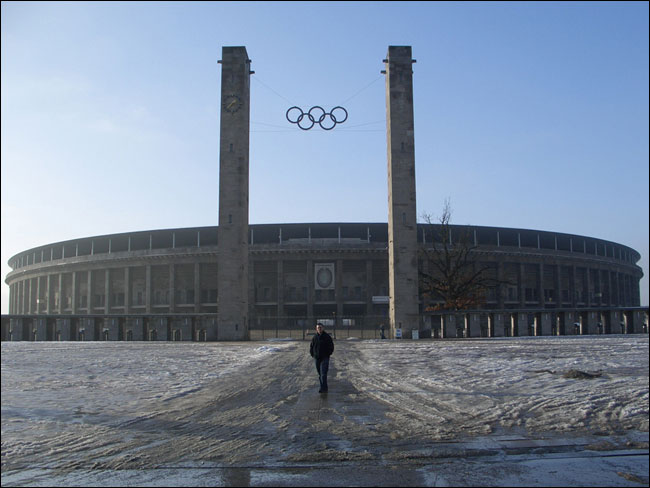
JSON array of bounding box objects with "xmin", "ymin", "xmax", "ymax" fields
[{"xmin": 224, "ymin": 94, "xmax": 242, "ymax": 113}]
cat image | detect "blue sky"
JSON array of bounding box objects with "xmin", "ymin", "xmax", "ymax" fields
[{"xmin": 2, "ymin": 1, "xmax": 648, "ymax": 311}]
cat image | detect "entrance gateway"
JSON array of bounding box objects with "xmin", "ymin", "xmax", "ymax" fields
[{"xmin": 216, "ymin": 46, "xmax": 419, "ymax": 340}]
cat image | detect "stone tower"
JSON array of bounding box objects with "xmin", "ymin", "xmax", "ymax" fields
[
  {"xmin": 217, "ymin": 46, "xmax": 252, "ymax": 340},
  {"xmin": 384, "ymin": 46, "xmax": 420, "ymax": 339}
]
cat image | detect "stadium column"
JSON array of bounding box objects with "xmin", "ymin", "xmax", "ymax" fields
[
  {"xmin": 194, "ymin": 263, "xmax": 201, "ymax": 313},
  {"xmin": 46, "ymin": 274, "xmax": 52, "ymax": 313},
  {"xmin": 21, "ymin": 280, "xmax": 26, "ymax": 314},
  {"xmin": 145, "ymin": 265, "xmax": 151, "ymax": 313},
  {"xmin": 169, "ymin": 264, "xmax": 175, "ymax": 313},
  {"xmin": 497, "ymin": 262, "xmax": 505, "ymax": 309},
  {"xmin": 555, "ymin": 264, "xmax": 561, "ymax": 308},
  {"xmin": 217, "ymin": 46, "xmax": 252, "ymax": 340},
  {"xmin": 36, "ymin": 277, "xmax": 40, "ymax": 314},
  {"xmin": 71, "ymin": 272, "xmax": 77, "ymax": 314},
  {"xmin": 384, "ymin": 46, "xmax": 420, "ymax": 339},
  {"xmin": 104, "ymin": 269, "xmax": 111, "ymax": 314},
  {"xmin": 538, "ymin": 263, "xmax": 544, "ymax": 308},
  {"xmin": 519, "ymin": 263, "xmax": 526, "ymax": 308},
  {"xmin": 277, "ymin": 260, "xmax": 284, "ymax": 331},
  {"xmin": 365, "ymin": 260, "xmax": 373, "ymax": 321},
  {"xmin": 58, "ymin": 273, "xmax": 63, "ymax": 313},
  {"xmin": 87, "ymin": 271, "xmax": 93, "ymax": 314},
  {"xmin": 307, "ymin": 259, "xmax": 314, "ymax": 327},
  {"xmin": 124, "ymin": 267, "xmax": 130, "ymax": 314},
  {"xmin": 27, "ymin": 280, "xmax": 31, "ymax": 314},
  {"xmin": 336, "ymin": 259, "xmax": 344, "ymax": 329}
]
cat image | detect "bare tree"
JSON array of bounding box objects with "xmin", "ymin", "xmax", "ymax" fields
[{"xmin": 419, "ymin": 200, "xmax": 504, "ymax": 311}]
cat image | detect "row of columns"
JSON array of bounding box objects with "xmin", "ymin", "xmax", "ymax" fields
[
  {"xmin": 4, "ymin": 308, "xmax": 647, "ymax": 342},
  {"xmin": 428, "ymin": 260, "xmax": 638, "ymax": 309},
  {"xmin": 4, "ymin": 315, "xmax": 218, "ymax": 342},
  {"xmin": 428, "ymin": 309, "xmax": 647, "ymax": 339},
  {"xmin": 9, "ymin": 263, "xmax": 206, "ymax": 315},
  {"xmin": 8, "ymin": 261, "xmax": 640, "ymax": 315}
]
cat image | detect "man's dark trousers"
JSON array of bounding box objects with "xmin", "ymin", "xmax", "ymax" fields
[{"xmin": 315, "ymin": 357, "xmax": 330, "ymax": 392}]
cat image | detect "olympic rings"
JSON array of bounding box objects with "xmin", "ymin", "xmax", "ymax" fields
[{"xmin": 286, "ymin": 106, "xmax": 348, "ymax": 130}]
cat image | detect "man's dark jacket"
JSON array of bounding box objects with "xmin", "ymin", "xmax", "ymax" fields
[{"xmin": 310, "ymin": 331, "xmax": 334, "ymax": 359}]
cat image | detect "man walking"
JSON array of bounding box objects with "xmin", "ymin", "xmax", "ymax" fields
[{"xmin": 310, "ymin": 323, "xmax": 334, "ymax": 393}]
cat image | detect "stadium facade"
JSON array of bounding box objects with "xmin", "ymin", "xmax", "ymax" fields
[{"xmin": 4, "ymin": 222, "xmax": 644, "ymax": 337}]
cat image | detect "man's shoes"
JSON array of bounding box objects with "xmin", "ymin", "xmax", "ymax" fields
[{"xmin": 319, "ymin": 389, "xmax": 328, "ymax": 393}]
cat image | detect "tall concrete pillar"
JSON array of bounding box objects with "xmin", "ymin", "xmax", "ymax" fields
[
  {"xmin": 217, "ymin": 46, "xmax": 251, "ymax": 340},
  {"xmin": 384, "ymin": 45, "xmax": 419, "ymax": 338}
]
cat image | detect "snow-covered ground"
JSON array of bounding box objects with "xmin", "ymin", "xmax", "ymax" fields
[
  {"xmin": 346, "ymin": 336, "xmax": 649, "ymax": 439},
  {"xmin": 1, "ymin": 336, "xmax": 648, "ymax": 487},
  {"xmin": 1, "ymin": 342, "xmax": 289, "ymax": 420}
]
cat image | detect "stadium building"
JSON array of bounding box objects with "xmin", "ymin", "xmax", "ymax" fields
[{"xmin": 4, "ymin": 222, "xmax": 644, "ymax": 339}]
